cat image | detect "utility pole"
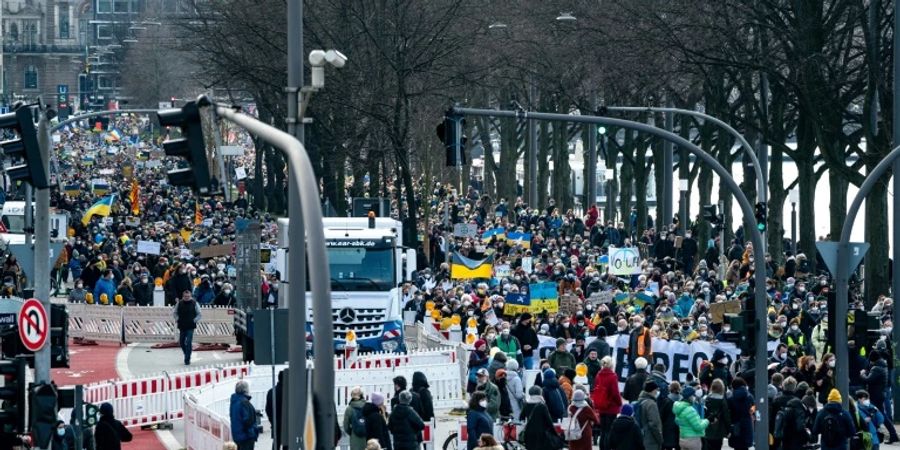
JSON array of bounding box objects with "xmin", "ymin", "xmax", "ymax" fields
[
  {"xmin": 892, "ymin": 0, "xmax": 900, "ymax": 420},
  {"xmin": 284, "ymin": 1, "xmax": 307, "ymax": 449},
  {"xmin": 662, "ymin": 99, "xmax": 674, "ymax": 230},
  {"xmin": 34, "ymin": 111, "xmax": 51, "ymax": 384}
]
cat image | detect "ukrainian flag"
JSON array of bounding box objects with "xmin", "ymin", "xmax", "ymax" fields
[
  {"xmin": 481, "ymin": 227, "xmax": 506, "ymax": 243},
  {"xmin": 450, "ymin": 253, "xmax": 493, "ymax": 279},
  {"xmin": 81, "ymin": 195, "xmax": 115, "ymax": 226},
  {"xmin": 64, "ymin": 184, "xmax": 81, "ymax": 197},
  {"xmin": 614, "ymin": 293, "xmax": 630, "ymax": 305},
  {"xmin": 92, "ymin": 183, "xmax": 110, "ymax": 195},
  {"xmin": 633, "ymin": 292, "xmax": 656, "ymax": 308},
  {"xmin": 506, "ymin": 231, "xmax": 532, "ymax": 249}
]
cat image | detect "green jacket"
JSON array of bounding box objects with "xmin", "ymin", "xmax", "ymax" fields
[
  {"xmin": 342, "ymin": 398, "xmax": 368, "ymax": 450},
  {"xmin": 548, "ymin": 350, "xmax": 576, "ymax": 374},
  {"xmin": 479, "ymin": 381, "xmax": 501, "ymax": 421},
  {"xmin": 673, "ymin": 400, "xmax": 709, "ymax": 439},
  {"xmin": 493, "ymin": 334, "xmax": 522, "ymax": 364}
]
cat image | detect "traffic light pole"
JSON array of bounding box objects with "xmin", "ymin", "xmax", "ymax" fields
[
  {"xmin": 452, "ymin": 106, "xmax": 770, "ymax": 450},
  {"xmin": 215, "ymin": 105, "xmax": 334, "ymax": 450},
  {"xmin": 835, "ymin": 144, "xmax": 900, "ymax": 409},
  {"xmin": 34, "ymin": 113, "xmax": 51, "ymax": 385},
  {"xmin": 49, "ymin": 109, "xmax": 160, "ymax": 133}
]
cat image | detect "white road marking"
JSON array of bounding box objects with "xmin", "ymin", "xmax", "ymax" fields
[
  {"xmin": 155, "ymin": 429, "xmax": 182, "ymax": 450},
  {"xmin": 116, "ymin": 343, "xmax": 138, "ymax": 379}
]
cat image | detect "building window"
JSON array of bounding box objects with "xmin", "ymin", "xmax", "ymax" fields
[
  {"xmin": 7, "ymin": 22, "xmax": 19, "ymax": 43},
  {"xmin": 59, "ymin": 5, "xmax": 71, "ymax": 39},
  {"xmin": 97, "ymin": 0, "xmax": 111, "ymax": 13},
  {"xmin": 23, "ymin": 21, "xmax": 38, "ymax": 47},
  {"xmin": 97, "ymin": 76, "xmax": 113, "ymax": 90},
  {"xmin": 24, "ymin": 66, "xmax": 38, "ymax": 90},
  {"xmin": 97, "ymin": 24, "xmax": 112, "ymax": 39},
  {"xmin": 114, "ymin": 0, "xmax": 129, "ymax": 12}
]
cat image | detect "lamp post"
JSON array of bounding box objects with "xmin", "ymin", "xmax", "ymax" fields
[
  {"xmin": 789, "ymin": 187, "xmax": 799, "ymax": 255},
  {"xmin": 605, "ymin": 168, "xmax": 615, "ymax": 224},
  {"xmin": 679, "ymin": 178, "xmax": 688, "ymax": 234}
]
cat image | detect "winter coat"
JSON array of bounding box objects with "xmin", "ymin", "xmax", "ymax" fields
[
  {"xmin": 193, "ymin": 283, "xmax": 215, "ymax": 305},
  {"xmin": 512, "ymin": 322, "xmax": 539, "ymax": 358},
  {"xmin": 468, "ymin": 350, "xmax": 489, "ymax": 383},
  {"xmin": 363, "ymin": 403, "xmax": 391, "ymax": 450},
  {"xmin": 812, "ymin": 403, "xmax": 855, "ymax": 450},
  {"xmin": 411, "ymin": 372, "xmax": 435, "ymax": 421},
  {"xmin": 623, "ymin": 369, "xmax": 649, "ymax": 402},
  {"xmin": 94, "ymin": 414, "xmax": 132, "ymax": 450},
  {"xmin": 133, "ymin": 281, "xmax": 153, "ymax": 306},
  {"xmin": 265, "ymin": 380, "xmax": 285, "ymax": 447},
  {"xmin": 229, "ymin": 393, "xmax": 259, "ymax": 443},
  {"xmin": 466, "ymin": 407, "xmax": 493, "ymax": 450},
  {"xmin": 590, "ymin": 368, "xmax": 622, "ymax": 416},
  {"xmin": 476, "ymin": 381, "xmax": 501, "ymax": 421},
  {"xmin": 637, "ymin": 390, "xmax": 664, "ymax": 450},
  {"xmin": 815, "ymin": 368, "xmax": 836, "ymax": 405},
  {"xmin": 609, "ymin": 415, "xmax": 645, "ymax": 450},
  {"xmin": 542, "ymin": 372, "xmax": 569, "ymax": 421},
  {"xmin": 584, "ymin": 357, "xmax": 602, "ymax": 389},
  {"xmin": 727, "ymin": 386, "xmax": 755, "ymax": 449},
  {"xmin": 862, "ymin": 358, "xmax": 888, "ymax": 408},
  {"xmin": 496, "ymin": 378, "xmax": 513, "ymax": 418},
  {"xmin": 649, "ymin": 370, "xmax": 669, "ymax": 393},
  {"xmin": 388, "ymin": 404, "xmax": 424, "ymax": 450},
  {"xmin": 856, "ymin": 402, "xmax": 884, "ymax": 446},
  {"xmin": 505, "ymin": 370, "xmax": 525, "ymax": 419},
  {"xmin": 520, "ymin": 400, "xmax": 557, "ymax": 450},
  {"xmin": 93, "ymin": 277, "xmax": 116, "ymax": 304},
  {"xmin": 673, "ymin": 400, "xmax": 708, "ymax": 439},
  {"xmin": 658, "ymin": 394, "xmax": 680, "ymax": 448},
  {"xmin": 548, "ymin": 350, "xmax": 577, "ymax": 374},
  {"xmin": 702, "ymin": 393, "xmax": 731, "ymax": 441},
  {"xmin": 566, "ymin": 404, "xmax": 598, "ymax": 450},
  {"xmin": 559, "ymin": 376, "xmax": 574, "ymax": 402},
  {"xmin": 780, "ymin": 397, "xmax": 811, "ymax": 449},
  {"xmin": 342, "ymin": 398, "xmax": 367, "ymax": 450}
]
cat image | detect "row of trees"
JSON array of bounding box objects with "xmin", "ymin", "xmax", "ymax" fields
[{"xmin": 122, "ymin": 0, "xmax": 897, "ymax": 301}]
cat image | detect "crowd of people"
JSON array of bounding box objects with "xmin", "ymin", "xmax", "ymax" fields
[{"xmin": 394, "ymin": 184, "xmax": 899, "ymax": 450}]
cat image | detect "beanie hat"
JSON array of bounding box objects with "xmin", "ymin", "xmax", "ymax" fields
[
  {"xmin": 371, "ymin": 392, "xmax": 385, "ymax": 406},
  {"xmin": 635, "ymin": 357, "xmax": 648, "ymax": 370},
  {"xmin": 828, "ymin": 389, "xmax": 842, "ymax": 403},
  {"xmin": 556, "ymin": 338, "xmax": 567, "ymax": 348},
  {"xmin": 474, "ymin": 339, "xmax": 486, "ymax": 349},
  {"xmin": 528, "ymin": 386, "xmax": 542, "ymax": 396},
  {"xmin": 399, "ymin": 391, "xmax": 412, "ymax": 405},
  {"xmin": 506, "ymin": 360, "xmax": 520, "ymax": 372},
  {"xmin": 495, "ymin": 369, "xmax": 507, "ymax": 379},
  {"xmin": 644, "ymin": 381, "xmax": 659, "ymax": 393},
  {"xmin": 572, "ymin": 390, "xmax": 588, "ymax": 406},
  {"xmin": 100, "ymin": 402, "xmax": 114, "ymax": 417},
  {"xmin": 682, "ymin": 386, "xmax": 696, "ymax": 400},
  {"xmin": 620, "ymin": 403, "xmax": 634, "ymax": 417}
]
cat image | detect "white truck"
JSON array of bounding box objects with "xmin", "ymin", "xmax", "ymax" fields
[
  {"xmin": 236, "ymin": 216, "xmax": 414, "ymax": 355},
  {"xmin": 0, "ymin": 201, "xmax": 69, "ymax": 245}
]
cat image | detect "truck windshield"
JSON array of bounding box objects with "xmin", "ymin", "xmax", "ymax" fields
[{"xmin": 327, "ymin": 246, "xmax": 393, "ymax": 291}]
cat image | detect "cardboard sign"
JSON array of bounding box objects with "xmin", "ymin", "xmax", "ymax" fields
[
  {"xmin": 609, "ymin": 246, "xmax": 642, "ymax": 275},
  {"xmin": 588, "ymin": 291, "xmax": 615, "ymax": 305},
  {"xmin": 709, "ymin": 300, "xmax": 742, "ymax": 324},
  {"xmin": 453, "ymin": 223, "xmax": 478, "ymax": 238},
  {"xmin": 235, "ymin": 167, "xmax": 248, "ymax": 180},
  {"xmin": 494, "ymin": 264, "xmax": 512, "ymax": 279},
  {"xmin": 522, "ymin": 256, "xmax": 533, "ymax": 274},
  {"xmin": 558, "ymin": 294, "xmax": 582, "ymax": 316},
  {"xmin": 136, "ymin": 240, "xmax": 161, "ymax": 255},
  {"xmin": 125, "ymin": 217, "xmax": 140, "ymax": 227},
  {"xmin": 196, "ymin": 244, "xmax": 233, "ymax": 259}
]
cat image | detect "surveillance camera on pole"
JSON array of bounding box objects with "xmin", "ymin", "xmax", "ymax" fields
[{"xmin": 308, "ymin": 49, "xmax": 348, "ymax": 89}]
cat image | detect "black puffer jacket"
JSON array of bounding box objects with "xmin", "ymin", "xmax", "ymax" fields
[
  {"xmin": 623, "ymin": 369, "xmax": 648, "ymax": 402},
  {"xmin": 520, "ymin": 401, "xmax": 556, "ymax": 450},
  {"xmin": 388, "ymin": 404, "xmax": 424, "ymax": 450},
  {"xmin": 411, "ymin": 372, "xmax": 435, "ymax": 421},
  {"xmin": 363, "ymin": 403, "xmax": 391, "ymax": 450}
]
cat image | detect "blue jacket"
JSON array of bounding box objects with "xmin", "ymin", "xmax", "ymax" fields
[
  {"xmin": 193, "ymin": 283, "xmax": 215, "ymax": 305},
  {"xmin": 856, "ymin": 402, "xmax": 884, "ymax": 445},
  {"xmin": 229, "ymin": 393, "xmax": 259, "ymax": 443},
  {"xmin": 93, "ymin": 277, "xmax": 116, "ymax": 304},
  {"xmin": 541, "ymin": 372, "xmax": 568, "ymax": 421},
  {"xmin": 812, "ymin": 402, "xmax": 856, "ymax": 450},
  {"xmin": 466, "ymin": 407, "xmax": 493, "ymax": 450}
]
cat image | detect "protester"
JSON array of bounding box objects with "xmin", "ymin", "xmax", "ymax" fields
[
  {"xmin": 468, "ymin": 340, "xmax": 490, "ymax": 394},
  {"xmin": 264, "ymin": 370, "xmax": 286, "ymax": 450},
  {"xmin": 541, "ymin": 368, "xmax": 569, "ymax": 421},
  {"xmin": 520, "ymin": 386, "xmax": 559, "ymax": 450},
  {"xmin": 673, "ymin": 386, "xmax": 708, "ymax": 450},
  {"xmin": 727, "ymin": 378, "xmax": 755, "ymax": 450},
  {"xmin": 51, "ymin": 419, "xmax": 75, "ymax": 450},
  {"xmin": 590, "ymin": 355, "xmax": 621, "ymax": 450},
  {"xmin": 702, "ymin": 379, "xmax": 731, "ymax": 450},
  {"xmin": 388, "ymin": 391, "xmax": 424, "ymax": 450},
  {"xmin": 228, "ymin": 381, "xmax": 260, "ymax": 450},
  {"xmin": 173, "ymin": 288, "xmax": 201, "ymax": 365},
  {"xmin": 812, "ymin": 389, "xmax": 855, "ymax": 450},
  {"xmin": 342, "ymin": 386, "xmax": 367, "ymax": 450},
  {"xmin": 466, "ymin": 392, "xmax": 493, "ymax": 450},
  {"xmin": 94, "ymin": 403, "xmax": 132, "ymax": 450},
  {"xmin": 474, "ymin": 368, "xmax": 500, "ymax": 421},
  {"xmin": 504, "ymin": 360, "xmax": 525, "ymax": 419},
  {"xmin": 363, "ymin": 392, "xmax": 391, "ymax": 450},
  {"xmin": 637, "ymin": 381, "xmax": 664, "ymax": 450},
  {"xmin": 853, "ymin": 390, "xmax": 884, "ymax": 450},
  {"xmin": 566, "ymin": 390, "xmax": 598, "ymax": 450},
  {"xmin": 623, "ymin": 357, "xmax": 649, "ymax": 402},
  {"xmin": 608, "ymin": 404, "xmax": 644, "ymax": 450},
  {"xmin": 659, "ymin": 381, "xmax": 680, "ymax": 450},
  {"xmin": 411, "ymin": 371, "xmax": 435, "ymax": 422}
]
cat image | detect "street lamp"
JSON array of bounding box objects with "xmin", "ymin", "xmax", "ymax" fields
[
  {"xmin": 789, "ymin": 187, "xmax": 799, "ymax": 255},
  {"xmin": 605, "ymin": 167, "xmax": 615, "ymax": 223},
  {"xmin": 679, "ymin": 178, "xmax": 689, "ymax": 234}
]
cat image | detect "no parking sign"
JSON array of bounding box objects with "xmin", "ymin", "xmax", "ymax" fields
[{"xmin": 18, "ymin": 298, "xmax": 48, "ymax": 352}]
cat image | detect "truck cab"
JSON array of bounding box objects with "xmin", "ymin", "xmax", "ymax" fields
[{"xmin": 276, "ymin": 216, "xmax": 414, "ymax": 353}]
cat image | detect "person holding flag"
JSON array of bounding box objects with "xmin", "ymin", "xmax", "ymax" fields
[{"xmin": 81, "ymin": 195, "xmax": 116, "ymax": 226}]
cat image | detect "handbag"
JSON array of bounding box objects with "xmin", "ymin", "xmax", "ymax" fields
[{"xmin": 564, "ymin": 407, "xmax": 587, "ymax": 441}]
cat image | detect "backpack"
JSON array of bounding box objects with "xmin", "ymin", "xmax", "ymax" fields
[
  {"xmin": 821, "ymin": 412, "xmax": 844, "ymax": 447},
  {"xmin": 632, "ymin": 399, "xmax": 646, "ymax": 432},
  {"xmin": 350, "ymin": 406, "xmax": 367, "ymax": 437},
  {"xmin": 564, "ymin": 407, "xmax": 587, "ymax": 441},
  {"xmin": 774, "ymin": 409, "xmax": 786, "ymax": 439}
]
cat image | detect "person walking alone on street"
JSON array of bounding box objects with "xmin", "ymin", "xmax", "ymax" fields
[
  {"xmin": 229, "ymin": 381, "xmax": 261, "ymax": 450},
  {"xmin": 173, "ymin": 289, "xmax": 201, "ymax": 365},
  {"xmin": 94, "ymin": 403, "xmax": 132, "ymax": 450}
]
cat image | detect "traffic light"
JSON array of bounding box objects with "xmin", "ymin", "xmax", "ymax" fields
[
  {"xmin": 852, "ymin": 309, "xmax": 881, "ymax": 352},
  {"xmin": 50, "ymin": 304, "xmax": 69, "ymax": 368},
  {"xmin": 0, "ymin": 358, "xmax": 27, "ymax": 434},
  {"xmin": 0, "ymin": 105, "xmax": 49, "ymax": 189},
  {"xmin": 723, "ymin": 310, "xmax": 757, "ymax": 355},
  {"xmin": 436, "ymin": 109, "xmax": 466, "ymax": 167},
  {"xmin": 84, "ymin": 403, "xmax": 99, "ymax": 427},
  {"xmin": 29, "ymin": 383, "xmax": 57, "ymax": 448},
  {"xmin": 702, "ymin": 205, "xmax": 718, "ymax": 224},
  {"xmin": 754, "ymin": 202, "xmax": 767, "ymax": 232},
  {"xmin": 157, "ymin": 99, "xmax": 211, "ymax": 194}
]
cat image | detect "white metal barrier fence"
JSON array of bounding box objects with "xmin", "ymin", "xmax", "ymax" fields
[{"xmin": 68, "ymin": 304, "xmax": 236, "ymax": 345}]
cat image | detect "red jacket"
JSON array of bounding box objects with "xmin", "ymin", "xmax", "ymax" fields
[{"xmin": 591, "ymin": 368, "xmax": 623, "ymax": 416}]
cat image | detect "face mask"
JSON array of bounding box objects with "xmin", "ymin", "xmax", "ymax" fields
[
  {"xmin": 224, "ymin": 289, "xmax": 232, "ymax": 295},
  {"xmin": 501, "ymin": 329, "xmax": 509, "ymax": 336},
  {"xmin": 791, "ymin": 325, "xmax": 799, "ymax": 331},
  {"xmin": 723, "ymin": 326, "xmax": 730, "ymax": 332},
  {"xmin": 828, "ymin": 360, "xmax": 836, "ymax": 368},
  {"xmin": 487, "ymin": 333, "xmax": 496, "ymax": 340},
  {"xmin": 700, "ymin": 331, "xmax": 708, "ymax": 337},
  {"xmin": 478, "ymin": 400, "xmax": 487, "ymax": 408},
  {"xmin": 217, "ymin": 264, "xmax": 226, "ymax": 270},
  {"xmin": 562, "ymin": 322, "xmax": 570, "ymax": 328},
  {"xmin": 861, "ymin": 400, "xmax": 870, "ymax": 407},
  {"xmin": 719, "ymin": 358, "xmax": 728, "ymax": 364},
  {"xmin": 467, "ymin": 311, "xmax": 475, "ymax": 317},
  {"xmin": 57, "ymin": 428, "xmax": 66, "ymax": 437}
]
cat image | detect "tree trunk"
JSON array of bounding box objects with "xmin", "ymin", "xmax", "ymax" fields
[
  {"xmin": 478, "ymin": 117, "xmax": 496, "ymax": 200},
  {"xmin": 368, "ymin": 156, "xmax": 380, "ymax": 198},
  {"xmin": 828, "ymin": 168, "xmax": 847, "ymax": 243},
  {"xmin": 864, "ymin": 175, "xmax": 889, "ymax": 304},
  {"xmin": 767, "ymin": 145, "xmax": 785, "ymax": 266},
  {"xmin": 795, "ymin": 154, "xmax": 817, "ymax": 265},
  {"xmin": 697, "ymin": 121, "xmax": 714, "ymax": 257}
]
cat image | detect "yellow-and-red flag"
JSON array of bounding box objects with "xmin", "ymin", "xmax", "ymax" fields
[
  {"xmin": 129, "ymin": 179, "xmax": 140, "ymax": 216},
  {"xmin": 195, "ymin": 201, "xmax": 203, "ymax": 225}
]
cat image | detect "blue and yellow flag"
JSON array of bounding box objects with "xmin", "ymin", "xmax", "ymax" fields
[
  {"xmin": 633, "ymin": 292, "xmax": 656, "ymax": 308},
  {"xmin": 81, "ymin": 195, "xmax": 115, "ymax": 226},
  {"xmin": 614, "ymin": 292, "xmax": 630, "ymax": 305},
  {"xmin": 64, "ymin": 184, "xmax": 81, "ymax": 197},
  {"xmin": 506, "ymin": 231, "xmax": 532, "ymax": 249},
  {"xmin": 92, "ymin": 183, "xmax": 110, "ymax": 195},
  {"xmin": 481, "ymin": 227, "xmax": 506, "ymax": 243},
  {"xmin": 450, "ymin": 253, "xmax": 493, "ymax": 279}
]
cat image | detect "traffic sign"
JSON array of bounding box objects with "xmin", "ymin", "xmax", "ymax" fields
[
  {"xmin": 18, "ymin": 298, "xmax": 48, "ymax": 352},
  {"xmin": 816, "ymin": 241, "xmax": 870, "ymax": 276}
]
